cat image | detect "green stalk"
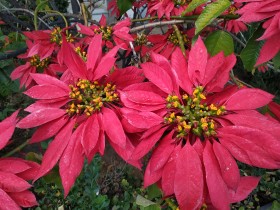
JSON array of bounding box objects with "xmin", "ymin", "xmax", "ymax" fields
[
  {"xmin": 44, "ymin": 10, "xmax": 68, "ymax": 28},
  {"xmin": 173, "ymin": 24, "xmax": 186, "ymax": 57},
  {"xmin": 34, "ymin": 0, "xmax": 48, "ymax": 30},
  {"xmin": 2, "ymin": 139, "xmax": 30, "ymax": 158}
]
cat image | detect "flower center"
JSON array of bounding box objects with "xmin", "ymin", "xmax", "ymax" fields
[
  {"xmin": 50, "ymin": 27, "xmax": 74, "ymax": 45},
  {"xmin": 173, "ymin": 0, "xmax": 190, "ymax": 7},
  {"xmin": 228, "ymin": 5, "xmax": 237, "ymax": 15},
  {"xmin": 75, "ymin": 47, "xmax": 87, "ymax": 61},
  {"xmin": 66, "ymin": 79, "xmax": 119, "ymax": 116},
  {"xmin": 29, "ymin": 55, "xmax": 50, "ymax": 69},
  {"xmin": 168, "ymin": 30, "xmax": 190, "ymax": 46},
  {"xmin": 135, "ymin": 33, "xmax": 148, "ymax": 46},
  {"xmin": 94, "ymin": 26, "xmax": 112, "ymax": 41},
  {"xmin": 164, "ymin": 86, "xmax": 226, "ymax": 138}
]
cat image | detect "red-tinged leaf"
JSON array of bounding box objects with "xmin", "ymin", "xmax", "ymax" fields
[
  {"xmin": 225, "ymin": 88, "xmax": 274, "ymax": 110},
  {"xmin": 222, "ymin": 111, "xmax": 280, "ymax": 137},
  {"xmin": 17, "ymin": 108, "xmax": 65, "ymax": 129},
  {"xmin": 8, "ymin": 190, "xmax": 38, "ymax": 207},
  {"xmin": 0, "ymin": 188, "xmax": 21, "ymax": 210},
  {"xmin": 188, "ymin": 37, "xmax": 208, "ymax": 85},
  {"xmin": 77, "ymin": 23, "xmax": 95, "ymax": 36},
  {"xmin": 124, "ymin": 90, "xmax": 165, "ymax": 105},
  {"xmin": 174, "ymin": 143, "xmax": 203, "ymax": 210},
  {"xmin": 24, "ymin": 85, "xmax": 68, "ymax": 99},
  {"xmin": 59, "ymin": 125, "xmax": 84, "ymax": 197},
  {"xmin": 0, "ymin": 158, "xmax": 31, "ymax": 174},
  {"xmin": 102, "ymin": 107, "xmax": 126, "ymax": 148},
  {"xmin": 0, "ymin": 110, "xmax": 19, "ymax": 150},
  {"xmin": 206, "ymin": 85, "xmax": 239, "ymax": 105},
  {"xmin": 17, "ymin": 161, "xmax": 40, "ymax": 180},
  {"xmin": 219, "ymin": 136, "xmax": 252, "ymax": 166},
  {"xmin": 113, "ymin": 29, "xmax": 134, "ymax": 41},
  {"xmin": 143, "ymin": 161, "xmax": 163, "ymax": 188},
  {"xmin": 219, "ymin": 126, "xmax": 280, "ymax": 161},
  {"xmin": 92, "ymin": 46, "xmax": 119, "ymax": 80},
  {"xmin": 30, "ymin": 116, "xmax": 69, "ymax": 143},
  {"xmin": 171, "ymin": 48, "xmax": 193, "ymax": 95},
  {"xmin": 30, "ymin": 73, "xmax": 69, "ymax": 91},
  {"xmin": 213, "ymin": 141, "xmax": 240, "ymax": 190},
  {"xmin": 87, "ymin": 34, "xmax": 102, "ymax": 71},
  {"xmin": 33, "ymin": 120, "xmax": 75, "ymax": 181},
  {"xmin": 229, "ymin": 176, "xmax": 260, "ymax": 203},
  {"xmin": 120, "ymin": 91, "xmax": 166, "ymax": 111},
  {"xmin": 10, "ymin": 63, "xmax": 31, "ymax": 80},
  {"xmin": 122, "ymin": 111, "xmax": 163, "ymax": 130},
  {"xmin": 218, "ymin": 130, "xmax": 280, "ymax": 169},
  {"xmin": 268, "ymin": 102, "xmax": 280, "ymax": 120},
  {"xmin": 0, "ymin": 171, "xmax": 31, "ymax": 192},
  {"xmin": 141, "ymin": 62, "xmax": 174, "ymax": 94},
  {"xmin": 110, "ymin": 137, "xmax": 142, "ymax": 169},
  {"xmin": 203, "ymin": 141, "xmax": 230, "ymax": 210},
  {"xmin": 132, "ymin": 126, "xmax": 167, "ymax": 160},
  {"xmin": 81, "ymin": 115, "xmax": 100, "ymax": 158},
  {"xmin": 25, "ymin": 98, "xmax": 69, "ymax": 112},
  {"xmin": 161, "ymin": 157, "xmax": 176, "ymax": 196},
  {"xmin": 150, "ymin": 131, "xmax": 175, "ymax": 172},
  {"xmin": 113, "ymin": 18, "xmax": 131, "ymax": 30}
]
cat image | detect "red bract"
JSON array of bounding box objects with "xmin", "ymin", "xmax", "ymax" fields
[
  {"xmin": 236, "ymin": 0, "xmax": 280, "ymax": 65},
  {"xmin": 0, "ymin": 158, "xmax": 39, "ymax": 209},
  {"xmin": 268, "ymin": 101, "xmax": 280, "ymax": 122},
  {"xmin": 16, "ymin": 34, "xmax": 143, "ymax": 196},
  {"xmin": 0, "ymin": 110, "xmax": 19, "ymax": 150},
  {"xmin": 121, "ymin": 37, "xmax": 280, "ymax": 209},
  {"xmin": 78, "ymin": 15, "xmax": 133, "ymax": 50}
]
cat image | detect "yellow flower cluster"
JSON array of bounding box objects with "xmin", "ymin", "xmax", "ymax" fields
[
  {"xmin": 94, "ymin": 26, "xmax": 112, "ymax": 41},
  {"xmin": 29, "ymin": 55, "xmax": 50, "ymax": 69}
]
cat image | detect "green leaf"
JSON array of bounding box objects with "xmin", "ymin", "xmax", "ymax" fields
[
  {"xmin": 181, "ymin": 0, "xmax": 208, "ymax": 15},
  {"xmin": 272, "ymin": 51, "xmax": 280, "ymax": 69},
  {"xmin": 136, "ymin": 195, "xmax": 156, "ymax": 207},
  {"xmin": 147, "ymin": 184, "xmax": 162, "ymax": 200},
  {"xmin": 240, "ymin": 26, "xmax": 264, "ymax": 72},
  {"xmin": 195, "ymin": 0, "xmax": 231, "ymax": 35},
  {"xmin": 270, "ymin": 200, "xmax": 280, "ymax": 210},
  {"xmin": 117, "ymin": 0, "xmax": 133, "ymax": 16},
  {"xmin": 204, "ymin": 30, "xmax": 234, "ymax": 56}
]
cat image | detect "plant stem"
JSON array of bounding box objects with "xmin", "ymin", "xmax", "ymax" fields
[
  {"xmin": 34, "ymin": 0, "xmax": 48, "ymax": 30},
  {"xmin": 173, "ymin": 24, "xmax": 186, "ymax": 57},
  {"xmin": 2, "ymin": 139, "xmax": 30, "ymax": 158},
  {"xmin": 81, "ymin": 2, "xmax": 88, "ymax": 26},
  {"xmin": 43, "ymin": 10, "xmax": 68, "ymax": 28}
]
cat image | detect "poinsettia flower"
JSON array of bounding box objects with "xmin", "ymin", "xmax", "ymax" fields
[
  {"xmin": 147, "ymin": 28, "xmax": 194, "ymax": 59},
  {"xmin": 0, "ymin": 110, "xmax": 19, "ymax": 150},
  {"xmin": 0, "ymin": 157, "xmax": 39, "ymax": 209},
  {"xmin": 223, "ymin": 3, "xmax": 247, "ymax": 34},
  {"xmin": 236, "ymin": 0, "xmax": 280, "ymax": 65},
  {"xmin": 16, "ymin": 34, "xmax": 143, "ymax": 196},
  {"xmin": 108, "ymin": 0, "xmax": 147, "ymax": 18},
  {"xmin": 10, "ymin": 40, "xmax": 67, "ymax": 88},
  {"xmin": 23, "ymin": 27, "xmax": 75, "ymax": 60},
  {"xmin": 78, "ymin": 15, "xmax": 133, "ymax": 50},
  {"xmin": 120, "ymin": 37, "xmax": 280, "ymax": 209}
]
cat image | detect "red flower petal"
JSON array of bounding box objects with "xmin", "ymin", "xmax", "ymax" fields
[
  {"xmin": 0, "ymin": 110, "xmax": 19, "ymax": 150},
  {"xmin": 30, "ymin": 116, "xmax": 69, "ymax": 143},
  {"xmin": 0, "ymin": 188, "xmax": 21, "ymax": 210},
  {"xmin": 0, "ymin": 158, "xmax": 31, "ymax": 174},
  {"xmin": 132, "ymin": 125, "xmax": 167, "ymax": 160},
  {"xmin": 203, "ymin": 141, "xmax": 230, "ymax": 210},
  {"xmin": 225, "ymin": 88, "xmax": 274, "ymax": 110},
  {"xmin": 33, "ymin": 120, "xmax": 75, "ymax": 181},
  {"xmin": 86, "ymin": 34, "xmax": 102, "ymax": 71},
  {"xmin": 213, "ymin": 141, "xmax": 240, "ymax": 190},
  {"xmin": 229, "ymin": 176, "xmax": 260, "ymax": 203},
  {"xmin": 174, "ymin": 143, "xmax": 204, "ymax": 210},
  {"xmin": 59, "ymin": 124, "xmax": 84, "ymax": 197},
  {"xmin": 141, "ymin": 62, "xmax": 174, "ymax": 94},
  {"xmin": 81, "ymin": 114, "xmax": 100, "ymax": 158},
  {"xmin": 8, "ymin": 190, "xmax": 38, "ymax": 207},
  {"xmin": 102, "ymin": 107, "xmax": 126, "ymax": 148},
  {"xmin": 0, "ymin": 171, "xmax": 31, "ymax": 192},
  {"xmin": 188, "ymin": 37, "xmax": 208, "ymax": 85},
  {"xmin": 143, "ymin": 161, "xmax": 163, "ymax": 188},
  {"xmin": 17, "ymin": 108, "xmax": 66, "ymax": 129},
  {"xmin": 24, "ymin": 85, "xmax": 68, "ymax": 99},
  {"xmin": 123, "ymin": 90, "xmax": 165, "ymax": 105},
  {"xmin": 30, "ymin": 73, "xmax": 69, "ymax": 91}
]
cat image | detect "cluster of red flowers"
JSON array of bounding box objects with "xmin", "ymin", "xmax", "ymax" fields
[{"xmin": 1, "ymin": 0, "xmax": 280, "ymax": 209}]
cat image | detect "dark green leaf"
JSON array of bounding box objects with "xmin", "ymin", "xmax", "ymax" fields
[
  {"xmin": 240, "ymin": 27, "xmax": 264, "ymax": 72},
  {"xmin": 205, "ymin": 30, "xmax": 234, "ymax": 56},
  {"xmin": 117, "ymin": 0, "xmax": 133, "ymax": 16},
  {"xmin": 272, "ymin": 51, "xmax": 280, "ymax": 69},
  {"xmin": 270, "ymin": 200, "xmax": 280, "ymax": 210},
  {"xmin": 181, "ymin": 0, "xmax": 208, "ymax": 15},
  {"xmin": 147, "ymin": 184, "xmax": 162, "ymax": 200},
  {"xmin": 195, "ymin": 0, "xmax": 231, "ymax": 35}
]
